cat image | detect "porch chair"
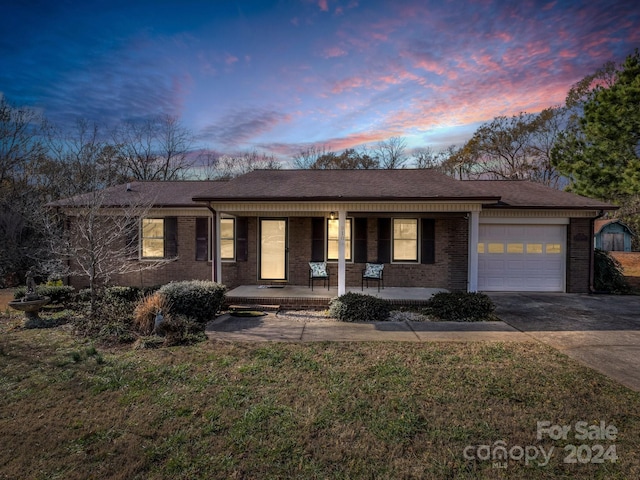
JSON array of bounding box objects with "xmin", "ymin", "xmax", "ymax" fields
[
  {"xmin": 309, "ymin": 261, "xmax": 330, "ymax": 291},
  {"xmin": 362, "ymin": 263, "xmax": 384, "ymax": 291}
]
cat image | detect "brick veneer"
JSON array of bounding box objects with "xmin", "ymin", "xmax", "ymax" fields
[
  {"xmin": 220, "ymin": 214, "xmax": 469, "ymax": 291},
  {"xmin": 68, "ymin": 216, "xmax": 213, "ymax": 289}
]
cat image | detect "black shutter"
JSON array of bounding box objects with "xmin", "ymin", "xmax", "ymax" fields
[
  {"xmin": 164, "ymin": 217, "xmax": 178, "ymax": 258},
  {"xmin": 126, "ymin": 218, "xmax": 139, "ymax": 260},
  {"xmin": 311, "ymin": 217, "xmax": 325, "ymax": 262},
  {"xmin": 377, "ymin": 218, "xmax": 391, "ymax": 264},
  {"xmin": 421, "ymin": 218, "xmax": 435, "ymax": 264},
  {"xmin": 236, "ymin": 217, "xmax": 248, "ymax": 262},
  {"xmin": 195, "ymin": 217, "xmax": 208, "ymax": 261},
  {"xmin": 354, "ymin": 217, "xmax": 367, "ymax": 263}
]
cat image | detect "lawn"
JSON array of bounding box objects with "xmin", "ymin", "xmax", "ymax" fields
[{"xmin": 1, "ymin": 314, "xmax": 640, "ymax": 479}]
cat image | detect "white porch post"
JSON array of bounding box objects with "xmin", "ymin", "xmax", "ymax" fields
[
  {"xmin": 215, "ymin": 211, "xmax": 222, "ymax": 284},
  {"xmin": 338, "ymin": 209, "xmax": 346, "ymax": 295},
  {"xmin": 467, "ymin": 210, "xmax": 479, "ymax": 292}
]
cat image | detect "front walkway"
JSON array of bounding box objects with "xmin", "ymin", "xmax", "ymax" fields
[
  {"xmin": 225, "ymin": 285, "xmax": 447, "ymax": 308},
  {"xmin": 206, "ymin": 312, "xmax": 529, "ymax": 342}
]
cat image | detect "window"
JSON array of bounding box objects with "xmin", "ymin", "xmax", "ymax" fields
[
  {"xmin": 141, "ymin": 217, "xmax": 177, "ymax": 259},
  {"xmin": 142, "ymin": 218, "xmax": 165, "ymax": 258},
  {"xmin": 393, "ymin": 218, "xmax": 418, "ymax": 261},
  {"xmin": 220, "ymin": 218, "xmax": 235, "ymax": 260},
  {"xmin": 488, "ymin": 243, "xmax": 505, "ymax": 254},
  {"xmin": 327, "ymin": 218, "xmax": 352, "ymax": 261}
]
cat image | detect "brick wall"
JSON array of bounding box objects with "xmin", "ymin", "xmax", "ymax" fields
[
  {"xmin": 566, "ymin": 217, "xmax": 593, "ymax": 293},
  {"xmin": 221, "ymin": 214, "xmax": 468, "ymax": 290},
  {"xmin": 68, "ymin": 216, "xmax": 213, "ymax": 289}
]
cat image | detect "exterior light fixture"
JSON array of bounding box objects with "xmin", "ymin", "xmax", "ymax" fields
[{"xmin": 330, "ymin": 212, "xmax": 335, "ymax": 220}]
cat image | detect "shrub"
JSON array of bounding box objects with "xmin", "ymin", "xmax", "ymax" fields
[
  {"xmin": 157, "ymin": 280, "xmax": 226, "ymax": 324},
  {"xmin": 157, "ymin": 314, "xmax": 206, "ymax": 346},
  {"xmin": 103, "ymin": 286, "xmax": 142, "ymax": 305},
  {"xmin": 423, "ymin": 291, "xmax": 495, "ymax": 322},
  {"xmin": 14, "ymin": 285, "xmax": 75, "ymax": 304},
  {"xmin": 594, "ymin": 249, "xmax": 630, "ymax": 294},
  {"xmin": 328, "ymin": 292, "xmax": 391, "ymax": 322},
  {"xmin": 133, "ymin": 293, "xmax": 171, "ymax": 335}
]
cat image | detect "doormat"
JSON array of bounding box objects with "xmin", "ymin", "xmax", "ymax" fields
[{"xmin": 258, "ymin": 285, "xmax": 285, "ymax": 289}]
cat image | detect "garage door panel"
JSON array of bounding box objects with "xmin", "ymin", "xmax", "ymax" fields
[{"xmin": 478, "ymin": 224, "xmax": 566, "ymax": 292}]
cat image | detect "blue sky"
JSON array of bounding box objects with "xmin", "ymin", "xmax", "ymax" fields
[{"xmin": 1, "ymin": 0, "xmax": 638, "ymax": 159}]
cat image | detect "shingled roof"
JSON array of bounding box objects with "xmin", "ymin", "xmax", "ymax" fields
[
  {"xmin": 192, "ymin": 169, "xmax": 500, "ymax": 202},
  {"xmin": 48, "ymin": 181, "xmax": 221, "ymax": 208},
  {"xmin": 466, "ymin": 180, "xmax": 616, "ymax": 210},
  {"xmin": 193, "ymin": 169, "xmax": 616, "ymax": 210},
  {"xmin": 48, "ymin": 170, "xmax": 617, "ymax": 211}
]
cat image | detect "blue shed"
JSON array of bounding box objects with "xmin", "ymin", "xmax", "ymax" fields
[{"xmin": 594, "ymin": 219, "xmax": 634, "ymax": 252}]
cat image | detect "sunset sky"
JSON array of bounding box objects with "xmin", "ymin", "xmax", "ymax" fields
[{"xmin": 1, "ymin": 0, "xmax": 639, "ymax": 160}]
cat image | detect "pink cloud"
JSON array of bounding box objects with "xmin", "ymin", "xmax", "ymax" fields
[
  {"xmin": 323, "ymin": 46, "xmax": 348, "ymax": 58},
  {"xmin": 318, "ymin": 0, "xmax": 328, "ymax": 12},
  {"xmin": 225, "ymin": 53, "xmax": 238, "ymax": 65}
]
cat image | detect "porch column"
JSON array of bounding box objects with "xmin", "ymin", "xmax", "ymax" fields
[
  {"xmin": 467, "ymin": 210, "xmax": 479, "ymax": 292},
  {"xmin": 338, "ymin": 209, "xmax": 346, "ymax": 295}
]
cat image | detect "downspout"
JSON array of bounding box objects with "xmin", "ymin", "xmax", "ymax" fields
[{"xmin": 207, "ymin": 206, "xmax": 219, "ymax": 283}]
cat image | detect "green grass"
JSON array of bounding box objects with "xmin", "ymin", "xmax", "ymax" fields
[{"xmin": 1, "ymin": 316, "xmax": 640, "ymax": 479}]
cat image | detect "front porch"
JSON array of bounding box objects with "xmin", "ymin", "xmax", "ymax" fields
[{"xmin": 224, "ymin": 285, "xmax": 447, "ymax": 309}]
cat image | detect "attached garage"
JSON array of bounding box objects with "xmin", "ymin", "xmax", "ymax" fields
[{"xmin": 478, "ymin": 223, "xmax": 566, "ymax": 292}]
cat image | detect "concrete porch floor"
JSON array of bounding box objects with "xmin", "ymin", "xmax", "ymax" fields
[{"xmin": 225, "ymin": 285, "xmax": 447, "ymax": 308}]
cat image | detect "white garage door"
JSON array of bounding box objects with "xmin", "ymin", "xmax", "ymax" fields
[{"xmin": 478, "ymin": 225, "xmax": 566, "ymax": 292}]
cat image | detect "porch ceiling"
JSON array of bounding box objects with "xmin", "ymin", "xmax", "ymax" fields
[{"xmin": 211, "ymin": 200, "xmax": 484, "ymax": 216}]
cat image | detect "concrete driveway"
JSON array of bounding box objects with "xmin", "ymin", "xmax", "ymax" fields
[{"xmin": 490, "ymin": 293, "xmax": 640, "ymax": 392}]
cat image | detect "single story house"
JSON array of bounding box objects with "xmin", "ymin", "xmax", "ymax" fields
[
  {"xmin": 51, "ymin": 169, "xmax": 615, "ymax": 294},
  {"xmin": 193, "ymin": 169, "xmax": 614, "ymax": 294},
  {"xmin": 594, "ymin": 219, "xmax": 634, "ymax": 252}
]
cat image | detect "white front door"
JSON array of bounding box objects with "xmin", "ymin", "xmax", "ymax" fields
[
  {"xmin": 478, "ymin": 224, "xmax": 566, "ymax": 292},
  {"xmin": 260, "ymin": 219, "xmax": 287, "ymax": 280}
]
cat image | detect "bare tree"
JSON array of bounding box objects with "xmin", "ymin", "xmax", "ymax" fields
[
  {"xmin": 373, "ymin": 136, "xmax": 408, "ymax": 169},
  {"xmin": 411, "ymin": 146, "xmax": 445, "ymax": 169},
  {"xmin": 114, "ymin": 115, "xmax": 195, "ymax": 181},
  {"xmin": 217, "ymin": 150, "xmax": 281, "ymax": 179},
  {"xmin": 47, "ymin": 188, "xmax": 172, "ymax": 314},
  {"xmin": 292, "ymin": 145, "xmax": 331, "ymax": 169},
  {"xmin": 0, "ymin": 97, "xmax": 47, "ymax": 187}
]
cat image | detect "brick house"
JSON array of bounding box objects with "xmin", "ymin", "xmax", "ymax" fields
[{"xmin": 52, "ymin": 169, "xmax": 614, "ymax": 293}]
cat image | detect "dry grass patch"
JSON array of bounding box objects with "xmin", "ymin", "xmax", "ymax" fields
[{"xmin": 1, "ymin": 317, "xmax": 640, "ymax": 479}]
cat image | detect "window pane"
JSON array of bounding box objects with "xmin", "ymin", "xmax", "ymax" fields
[
  {"xmin": 143, "ymin": 218, "xmax": 163, "ymax": 238},
  {"xmin": 394, "ymin": 219, "xmax": 417, "ymax": 239},
  {"xmin": 488, "ymin": 243, "xmax": 504, "ymax": 254},
  {"xmin": 546, "ymin": 243, "xmax": 562, "ymax": 254},
  {"xmin": 393, "ymin": 219, "xmax": 417, "ymax": 261},
  {"xmin": 527, "ymin": 243, "xmax": 543, "ymax": 254},
  {"xmin": 220, "ymin": 219, "xmax": 234, "ymax": 239},
  {"xmin": 394, "ymin": 239, "xmax": 417, "ymax": 260},
  {"xmin": 221, "ymin": 239, "xmax": 234, "ymax": 259},
  {"xmin": 477, "ymin": 243, "xmax": 485, "ymax": 254},
  {"xmin": 507, "ymin": 243, "xmax": 524, "ymax": 253},
  {"xmin": 142, "ymin": 238, "xmax": 164, "ymax": 258}
]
